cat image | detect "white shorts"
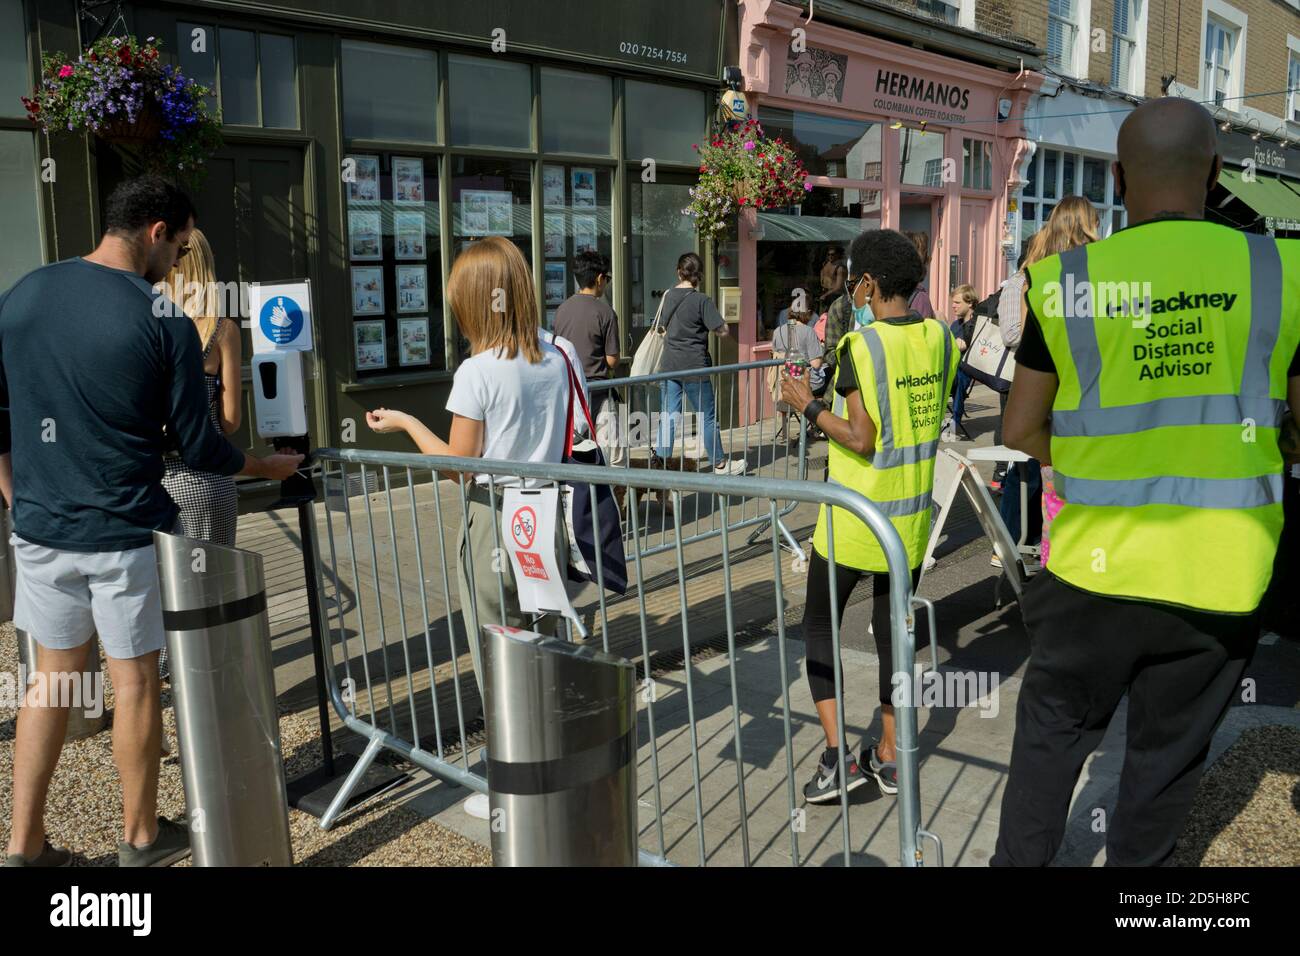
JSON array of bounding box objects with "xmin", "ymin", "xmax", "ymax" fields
[{"xmin": 12, "ymin": 535, "xmax": 166, "ymax": 660}]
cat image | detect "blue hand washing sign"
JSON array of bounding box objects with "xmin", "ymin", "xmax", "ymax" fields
[{"xmin": 260, "ymin": 295, "xmax": 304, "ymax": 346}]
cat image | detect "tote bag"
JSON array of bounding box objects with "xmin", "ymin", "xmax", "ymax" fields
[
  {"xmin": 556, "ymin": 350, "xmax": 628, "ymax": 595},
  {"xmin": 959, "ymin": 314, "xmax": 1016, "ymax": 393},
  {"xmin": 629, "ymin": 291, "xmax": 689, "ymax": 378}
]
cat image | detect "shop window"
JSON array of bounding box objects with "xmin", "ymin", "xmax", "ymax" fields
[
  {"xmin": 1047, "ymin": 0, "xmax": 1080, "ymax": 75},
  {"xmin": 1289, "ymin": 53, "xmax": 1300, "ymax": 122},
  {"xmin": 259, "ymin": 34, "xmax": 298, "ymax": 129},
  {"xmin": 1042, "ymin": 149, "xmax": 1059, "ymax": 199},
  {"xmin": 962, "ymin": 139, "xmax": 993, "ymax": 191},
  {"xmin": 756, "ymin": 186, "xmax": 879, "ymax": 338},
  {"xmin": 625, "ymin": 81, "xmax": 705, "ymax": 166},
  {"xmin": 1019, "ymin": 148, "xmax": 1126, "ymax": 255},
  {"xmin": 540, "ymin": 164, "xmax": 614, "ymax": 328},
  {"xmin": 541, "ymin": 68, "xmax": 612, "ymax": 156},
  {"xmin": 218, "ymin": 29, "xmax": 258, "ymax": 126},
  {"xmin": 0, "ymin": 130, "xmax": 44, "ymax": 290},
  {"xmin": 1, "ymin": 0, "xmax": 30, "ymax": 115},
  {"xmin": 342, "ymin": 40, "xmax": 437, "ymax": 143},
  {"xmin": 343, "ymin": 153, "xmax": 443, "ymax": 375},
  {"xmin": 1082, "ymin": 157, "xmax": 1107, "ymax": 203},
  {"xmin": 450, "ymin": 155, "xmax": 532, "ymax": 264},
  {"xmin": 1111, "ymin": 0, "xmax": 1142, "ymax": 93},
  {"xmin": 179, "ymin": 24, "xmax": 300, "ymax": 129},
  {"xmin": 628, "ymin": 179, "xmax": 696, "ymax": 332},
  {"xmin": 448, "ymin": 54, "xmax": 531, "ymax": 150},
  {"xmin": 757, "ymin": 107, "xmax": 881, "ymax": 181},
  {"xmin": 1203, "ymin": 17, "xmax": 1236, "ymax": 107},
  {"xmin": 897, "ymin": 126, "xmax": 945, "ymax": 189}
]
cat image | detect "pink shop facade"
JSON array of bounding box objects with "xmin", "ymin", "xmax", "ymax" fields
[{"xmin": 731, "ymin": 1, "xmax": 1043, "ymax": 364}]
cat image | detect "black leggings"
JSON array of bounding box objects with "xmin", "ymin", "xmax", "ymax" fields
[{"xmin": 803, "ymin": 551, "xmax": 922, "ymax": 706}]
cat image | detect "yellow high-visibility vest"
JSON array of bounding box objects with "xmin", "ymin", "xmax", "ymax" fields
[
  {"xmin": 813, "ymin": 316, "xmax": 957, "ymax": 573},
  {"xmin": 1024, "ymin": 221, "xmax": 1300, "ymax": 614}
]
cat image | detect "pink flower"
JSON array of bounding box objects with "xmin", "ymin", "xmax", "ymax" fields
[
  {"xmin": 803, "ymin": 181, "xmax": 813, "ymax": 192},
  {"xmin": 58, "ymin": 65, "xmax": 74, "ymax": 78},
  {"xmin": 743, "ymin": 141, "xmax": 755, "ymax": 151}
]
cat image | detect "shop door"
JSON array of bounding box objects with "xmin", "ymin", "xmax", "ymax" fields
[
  {"xmin": 899, "ymin": 194, "xmax": 942, "ymax": 306},
  {"xmin": 191, "ymin": 143, "xmax": 317, "ymax": 459},
  {"xmin": 959, "ymin": 199, "xmax": 990, "ymax": 299}
]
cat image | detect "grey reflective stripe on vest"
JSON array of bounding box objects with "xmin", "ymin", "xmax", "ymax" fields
[
  {"xmin": 1052, "ymin": 394, "xmax": 1289, "ymax": 437},
  {"xmin": 1242, "ymin": 233, "xmax": 1282, "ymax": 397},
  {"xmin": 934, "ymin": 318, "xmax": 954, "ymax": 409},
  {"xmin": 873, "ymin": 438, "xmax": 940, "ymax": 469},
  {"xmin": 860, "ymin": 327, "xmax": 894, "ymax": 449},
  {"xmin": 827, "ymin": 475, "xmax": 934, "ymax": 517},
  {"xmin": 1054, "ymin": 471, "xmax": 1284, "ymax": 510},
  {"xmin": 1059, "ymin": 245, "xmax": 1102, "ymax": 408}
]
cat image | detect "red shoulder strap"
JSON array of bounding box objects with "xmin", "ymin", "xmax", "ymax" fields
[{"xmin": 553, "ymin": 342, "xmax": 596, "ymax": 458}]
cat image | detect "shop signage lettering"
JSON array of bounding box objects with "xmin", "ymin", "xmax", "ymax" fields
[{"xmin": 874, "ymin": 69, "xmax": 970, "ymax": 112}]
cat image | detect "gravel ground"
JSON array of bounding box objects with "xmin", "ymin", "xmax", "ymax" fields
[
  {"xmin": 4, "ymin": 622, "xmax": 1295, "ymax": 867},
  {"xmin": 0, "ymin": 625, "xmax": 490, "ymax": 867},
  {"xmin": 1172, "ymin": 725, "xmax": 1300, "ymax": 867}
]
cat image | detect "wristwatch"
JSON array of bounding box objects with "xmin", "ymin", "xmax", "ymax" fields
[{"xmin": 803, "ymin": 399, "xmax": 826, "ymax": 422}]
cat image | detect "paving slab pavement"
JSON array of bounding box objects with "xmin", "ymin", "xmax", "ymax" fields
[{"xmin": 235, "ymin": 382, "xmax": 1298, "ymax": 866}]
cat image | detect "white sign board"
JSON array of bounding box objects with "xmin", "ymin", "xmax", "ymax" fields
[
  {"xmin": 501, "ymin": 487, "xmax": 578, "ymax": 623},
  {"xmin": 250, "ymin": 279, "xmax": 314, "ymax": 353}
]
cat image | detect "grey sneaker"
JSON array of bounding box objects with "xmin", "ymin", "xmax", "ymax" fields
[
  {"xmin": 4, "ymin": 840, "xmax": 72, "ymax": 867},
  {"xmin": 118, "ymin": 817, "xmax": 191, "ymax": 868}
]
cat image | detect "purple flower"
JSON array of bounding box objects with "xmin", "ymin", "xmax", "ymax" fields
[{"xmin": 804, "ymin": 181, "xmax": 813, "ymax": 192}]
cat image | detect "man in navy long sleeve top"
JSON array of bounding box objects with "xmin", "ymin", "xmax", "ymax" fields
[{"xmin": 1, "ymin": 177, "xmax": 302, "ymax": 868}]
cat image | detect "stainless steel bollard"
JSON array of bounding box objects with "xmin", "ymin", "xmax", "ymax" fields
[
  {"xmin": 155, "ymin": 531, "xmax": 293, "ymax": 867},
  {"xmin": 483, "ymin": 624, "xmax": 637, "ymax": 866},
  {"xmin": 15, "ymin": 631, "xmax": 108, "ymax": 741}
]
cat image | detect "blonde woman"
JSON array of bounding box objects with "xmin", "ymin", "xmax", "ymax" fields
[
  {"xmin": 993, "ymin": 195, "xmax": 1099, "ymax": 562},
  {"xmin": 1000, "ymin": 196, "xmax": 1100, "ymax": 349},
  {"xmin": 159, "ymin": 228, "xmax": 242, "ymax": 547},
  {"xmin": 367, "ymin": 237, "xmax": 570, "ymax": 686},
  {"xmin": 156, "ymin": 229, "xmax": 241, "ymax": 682}
]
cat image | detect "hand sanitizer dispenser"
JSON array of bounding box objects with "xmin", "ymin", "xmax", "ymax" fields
[{"xmin": 252, "ymin": 351, "xmax": 308, "ymax": 439}]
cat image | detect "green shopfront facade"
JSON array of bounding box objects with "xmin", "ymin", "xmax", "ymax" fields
[{"xmin": 4, "ymin": 0, "xmax": 734, "ymax": 469}]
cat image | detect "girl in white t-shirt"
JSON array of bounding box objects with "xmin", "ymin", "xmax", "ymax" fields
[{"xmin": 366, "ymin": 237, "xmax": 571, "ymax": 708}]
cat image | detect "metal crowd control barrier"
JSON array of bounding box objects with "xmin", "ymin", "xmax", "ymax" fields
[
  {"xmin": 483, "ymin": 625, "xmax": 637, "ymax": 866},
  {"xmin": 155, "ymin": 531, "xmax": 294, "ymax": 867},
  {"xmin": 305, "ymin": 446, "xmax": 940, "ymax": 867},
  {"xmin": 588, "ymin": 359, "xmax": 807, "ymax": 558}
]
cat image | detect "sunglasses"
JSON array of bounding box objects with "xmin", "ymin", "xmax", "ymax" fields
[{"xmin": 177, "ymin": 243, "xmax": 191, "ymax": 259}]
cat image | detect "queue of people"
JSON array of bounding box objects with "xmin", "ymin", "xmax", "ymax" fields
[{"xmin": 4, "ymin": 96, "xmax": 1297, "ymax": 870}]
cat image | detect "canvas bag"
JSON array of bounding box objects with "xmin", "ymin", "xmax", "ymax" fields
[
  {"xmin": 959, "ymin": 314, "xmax": 1016, "ymax": 392},
  {"xmin": 629, "ymin": 291, "xmax": 689, "ymax": 378},
  {"xmin": 556, "ymin": 349, "xmax": 628, "ymax": 595}
]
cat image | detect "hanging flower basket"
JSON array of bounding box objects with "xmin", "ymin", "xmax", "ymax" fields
[
  {"xmin": 23, "ymin": 35, "xmax": 223, "ymax": 184},
  {"xmin": 99, "ymin": 103, "xmax": 165, "ymax": 145},
  {"xmin": 684, "ymin": 119, "xmax": 811, "ymax": 242}
]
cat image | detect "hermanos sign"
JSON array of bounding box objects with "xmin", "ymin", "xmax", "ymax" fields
[{"xmin": 873, "ymin": 69, "xmax": 972, "ymax": 124}]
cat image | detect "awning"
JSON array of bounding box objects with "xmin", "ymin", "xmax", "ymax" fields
[
  {"xmin": 756, "ymin": 212, "xmax": 866, "ymax": 242},
  {"xmin": 1218, "ymin": 167, "xmax": 1300, "ymax": 223}
]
